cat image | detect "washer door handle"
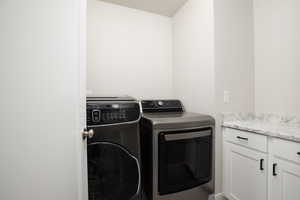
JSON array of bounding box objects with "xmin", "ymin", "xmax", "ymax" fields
[{"xmin": 131, "ymin": 155, "xmax": 141, "ymax": 197}]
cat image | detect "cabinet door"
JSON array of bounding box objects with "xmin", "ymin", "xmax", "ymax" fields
[
  {"xmin": 270, "ymin": 158, "xmax": 300, "ymax": 200},
  {"xmin": 224, "ymin": 143, "xmax": 268, "ymax": 200}
]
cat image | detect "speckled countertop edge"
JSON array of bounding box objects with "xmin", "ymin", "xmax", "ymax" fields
[{"xmin": 222, "ymin": 113, "xmax": 300, "ymax": 143}]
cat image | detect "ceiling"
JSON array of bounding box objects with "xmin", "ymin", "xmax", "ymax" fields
[{"xmin": 99, "ymin": 0, "xmax": 188, "ymax": 17}]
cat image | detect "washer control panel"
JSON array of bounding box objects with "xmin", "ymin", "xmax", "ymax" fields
[{"xmin": 87, "ymin": 102, "xmax": 140, "ymax": 126}]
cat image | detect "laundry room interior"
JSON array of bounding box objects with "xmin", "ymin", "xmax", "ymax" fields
[
  {"xmin": 86, "ymin": 0, "xmax": 300, "ymax": 199},
  {"xmin": 1, "ymin": 0, "xmax": 300, "ymax": 200},
  {"xmin": 86, "ymin": 0, "xmax": 253, "ymax": 199}
]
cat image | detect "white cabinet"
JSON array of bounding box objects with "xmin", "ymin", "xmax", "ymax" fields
[
  {"xmin": 224, "ymin": 143, "xmax": 268, "ymax": 200},
  {"xmin": 223, "ymin": 128, "xmax": 268, "ymax": 200},
  {"xmin": 223, "ymin": 128, "xmax": 300, "ymax": 200},
  {"xmin": 269, "ymin": 139, "xmax": 300, "ymax": 200},
  {"xmin": 269, "ymin": 158, "xmax": 300, "ymax": 200}
]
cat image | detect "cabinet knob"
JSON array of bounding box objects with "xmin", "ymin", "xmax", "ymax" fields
[{"xmin": 297, "ymin": 152, "xmax": 300, "ymax": 155}]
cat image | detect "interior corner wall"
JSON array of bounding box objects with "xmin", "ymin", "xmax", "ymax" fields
[
  {"xmin": 214, "ymin": 0, "xmax": 255, "ymax": 195},
  {"xmin": 87, "ymin": 0, "xmax": 173, "ymax": 99},
  {"xmin": 254, "ymin": 0, "xmax": 300, "ymax": 116}
]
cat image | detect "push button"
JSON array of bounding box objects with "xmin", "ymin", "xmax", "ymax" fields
[{"xmin": 92, "ymin": 110, "xmax": 101, "ymax": 122}]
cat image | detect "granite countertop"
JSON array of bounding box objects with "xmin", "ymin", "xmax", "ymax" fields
[{"xmin": 222, "ymin": 113, "xmax": 300, "ymax": 143}]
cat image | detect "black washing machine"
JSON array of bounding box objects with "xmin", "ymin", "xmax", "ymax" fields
[{"xmin": 86, "ymin": 97, "xmax": 142, "ymax": 200}]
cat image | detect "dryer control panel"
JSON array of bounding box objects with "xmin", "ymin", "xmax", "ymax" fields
[
  {"xmin": 141, "ymin": 100, "xmax": 184, "ymax": 113},
  {"xmin": 87, "ymin": 97, "xmax": 140, "ymax": 126}
]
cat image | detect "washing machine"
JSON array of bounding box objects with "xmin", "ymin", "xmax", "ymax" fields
[
  {"xmin": 140, "ymin": 100, "xmax": 215, "ymax": 200},
  {"xmin": 86, "ymin": 96, "xmax": 142, "ymax": 200}
]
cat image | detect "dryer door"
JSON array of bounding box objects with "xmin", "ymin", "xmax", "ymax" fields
[
  {"xmin": 158, "ymin": 128, "xmax": 212, "ymax": 195},
  {"xmin": 87, "ymin": 142, "xmax": 141, "ymax": 200}
]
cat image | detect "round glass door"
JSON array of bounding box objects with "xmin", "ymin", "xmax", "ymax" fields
[{"xmin": 88, "ymin": 142, "xmax": 140, "ymax": 200}]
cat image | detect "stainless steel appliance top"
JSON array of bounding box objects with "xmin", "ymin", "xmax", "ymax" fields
[{"xmin": 141, "ymin": 100, "xmax": 215, "ymax": 128}]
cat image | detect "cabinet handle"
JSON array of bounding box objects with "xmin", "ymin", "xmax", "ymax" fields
[
  {"xmin": 260, "ymin": 159, "xmax": 264, "ymax": 171},
  {"xmin": 237, "ymin": 136, "xmax": 248, "ymax": 141},
  {"xmin": 273, "ymin": 163, "xmax": 278, "ymax": 176}
]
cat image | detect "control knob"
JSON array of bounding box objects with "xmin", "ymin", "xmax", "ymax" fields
[{"xmin": 157, "ymin": 101, "xmax": 164, "ymax": 107}]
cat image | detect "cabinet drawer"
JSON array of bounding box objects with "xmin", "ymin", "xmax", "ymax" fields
[
  {"xmin": 272, "ymin": 138, "xmax": 300, "ymax": 165},
  {"xmin": 224, "ymin": 128, "xmax": 268, "ymax": 153}
]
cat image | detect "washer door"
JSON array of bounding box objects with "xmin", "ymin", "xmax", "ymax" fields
[{"xmin": 88, "ymin": 142, "xmax": 141, "ymax": 200}]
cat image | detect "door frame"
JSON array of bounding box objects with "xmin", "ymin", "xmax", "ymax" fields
[{"xmin": 77, "ymin": 0, "xmax": 88, "ymax": 199}]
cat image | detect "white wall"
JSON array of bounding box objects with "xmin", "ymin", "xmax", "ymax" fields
[
  {"xmin": 87, "ymin": 0, "xmax": 173, "ymax": 99},
  {"xmin": 215, "ymin": 0, "xmax": 255, "ymax": 114},
  {"xmin": 254, "ymin": 0, "xmax": 300, "ymax": 116},
  {"xmin": 172, "ymin": 0, "xmax": 215, "ymax": 115},
  {"xmin": 0, "ymin": 0, "xmax": 83, "ymax": 200},
  {"xmin": 172, "ymin": 0, "xmax": 217, "ymax": 192}
]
